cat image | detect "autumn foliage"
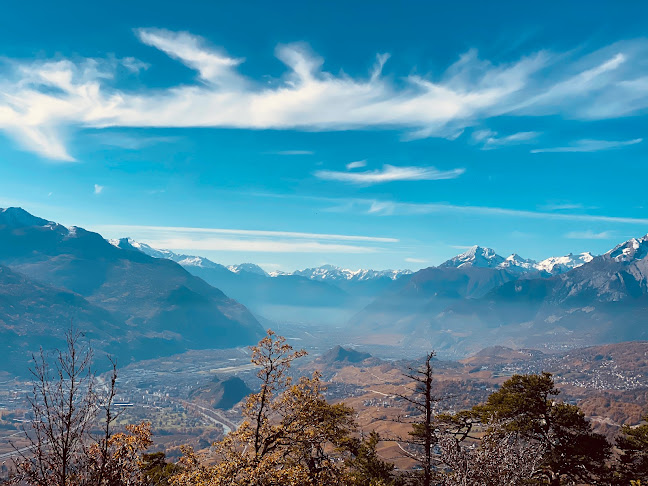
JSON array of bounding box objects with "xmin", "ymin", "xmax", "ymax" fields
[{"xmin": 11, "ymin": 329, "xmax": 648, "ymax": 485}]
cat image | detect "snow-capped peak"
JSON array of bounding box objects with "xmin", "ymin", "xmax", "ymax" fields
[
  {"xmin": 439, "ymin": 245, "xmax": 599, "ymax": 275},
  {"xmin": 227, "ymin": 263, "xmax": 269, "ymax": 276},
  {"xmin": 605, "ymin": 235, "xmax": 648, "ymax": 263},
  {"xmin": 107, "ymin": 237, "xmax": 223, "ymax": 268},
  {"xmin": 440, "ymin": 246, "xmax": 505, "ymax": 269},
  {"xmin": 109, "ymin": 237, "xmax": 175, "ymax": 258},
  {"xmin": 535, "ymin": 252, "xmax": 594, "ymax": 274},
  {"xmin": 290, "ymin": 265, "xmax": 412, "ymax": 282},
  {"xmin": 498, "ymin": 253, "xmax": 539, "ymax": 274}
]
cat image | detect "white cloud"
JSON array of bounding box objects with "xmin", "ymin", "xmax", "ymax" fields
[
  {"xmin": 136, "ymin": 28, "xmax": 245, "ymax": 87},
  {"xmin": 93, "ymin": 224, "xmax": 398, "ymax": 242},
  {"xmin": 472, "ymin": 129, "xmax": 496, "ymax": 142},
  {"xmin": 268, "ymin": 150, "xmax": 314, "ymax": 155},
  {"xmin": 405, "ymin": 257, "xmax": 428, "ymax": 263},
  {"xmin": 314, "ymin": 165, "xmax": 465, "ymax": 185},
  {"xmin": 91, "ymin": 223, "xmax": 398, "ymax": 254},
  {"xmin": 147, "ymin": 237, "xmax": 379, "ymax": 253},
  {"xmin": 90, "ymin": 132, "xmax": 179, "ymax": 149},
  {"xmin": 346, "ymin": 160, "xmax": 367, "ymax": 170},
  {"xmin": 1, "ymin": 31, "xmax": 648, "ymax": 160},
  {"xmin": 93, "ymin": 184, "xmax": 104, "ymax": 195},
  {"xmin": 348, "ymin": 198, "xmax": 648, "ymax": 225},
  {"xmin": 531, "ymin": 138, "xmax": 642, "ymax": 153},
  {"xmin": 565, "ymin": 230, "xmax": 615, "ymax": 239},
  {"xmin": 538, "ymin": 202, "xmax": 585, "ymax": 211},
  {"xmin": 474, "ymin": 130, "xmax": 540, "ymax": 149}
]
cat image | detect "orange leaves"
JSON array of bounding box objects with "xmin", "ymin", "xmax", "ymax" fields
[{"xmin": 172, "ymin": 330, "xmax": 357, "ymax": 486}]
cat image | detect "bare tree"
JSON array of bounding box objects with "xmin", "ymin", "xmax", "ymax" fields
[
  {"xmin": 13, "ymin": 330, "xmax": 98, "ymax": 486},
  {"xmin": 438, "ymin": 425, "xmax": 544, "ymax": 486},
  {"xmin": 11, "ymin": 329, "xmax": 150, "ymax": 486},
  {"xmin": 395, "ymin": 351, "xmax": 440, "ymax": 486}
]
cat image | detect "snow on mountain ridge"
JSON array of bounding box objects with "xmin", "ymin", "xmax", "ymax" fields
[
  {"xmin": 291, "ymin": 265, "xmax": 413, "ymax": 282},
  {"xmin": 109, "ymin": 238, "xmax": 223, "ymax": 268},
  {"xmin": 605, "ymin": 235, "xmax": 648, "ymax": 263},
  {"xmin": 440, "ymin": 245, "xmax": 506, "ymax": 269},
  {"xmin": 109, "ymin": 234, "xmax": 648, "ymax": 282},
  {"xmin": 535, "ymin": 252, "xmax": 594, "ymax": 273},
  {"xmin": 440, "ymin": 245, "xmax": 598, "ymax": 275},
  {"xmin": 106, "ymin": 239, "xmax": 408, "ymax": 280},
  {"xmin": 227, "ymin": 263, "xmax": 269, "ymax": 276}
]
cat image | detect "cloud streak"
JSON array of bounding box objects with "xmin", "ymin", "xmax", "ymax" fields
[
  {"xmin": 92, "ymin": 223, "xmax": 398, "ymax": 254},
  {"xmin": 1, "ymin": 30, "xmax": 648, "ymax": 160},
  {"xmin": 565, "ymin": 230, "xmax": 615, "ymax": 239},
  {"xmin": 346, "ymin": 160, "xmax": 367, "ymax": 170},
  {"xmin": 473, "ymin": 130, "xmax": 540, "ymax": 149},
  {"xmin": 531, "ymin": 138, "xmax": 642, "ymax": 153},
  {"xmin": 94, "ymin": 224, "xmax": 398, "ymax": 242},
  {"xmin": 146, "ymin": 237, "xmax": 379, "ymax": 254},
  {"xmin": 314, "ymin": 165, "xmax": 465, "ymax": 184},
  {"xmin": 267, "ymin": 150, "xmax": 314, "ymax": 155},
  {"xmin": 345, "ymin": 198, "xmax": 648, "ymax": 225}
]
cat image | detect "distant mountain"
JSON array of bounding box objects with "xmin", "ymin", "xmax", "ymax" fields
[
  {"xmin": 190, "ymin": 375, "xmax": 252, "ymax": 410},
  {"xmin": 440, "ymin": 246, "xmax": 506, "ymax": 269},
  {"xmin": 348, "ymin": 236, "xmax": 648, "ymax": 356},
  {"xmin": 0, "ymin": 208, "xmax": 264, "ymax": 369},
  {"xmin": 535, "ymin": 252, "xmax": 594, "ymax": 274},
  {"xmin": 287, "ymin": 264, "xmax": 412, "ymax": 282},
  {"xmin": 348, "ymin": 264, "xmax": 521, "ymax": 336},
  {"xmin": 0, "ymin": 263, "xmax": 123, "ymax": 373},
  {"xmin": 607, "ymin": 236, "xmax": 648, "ymax": 263},
  {"xmin": 111, "ymin": 238, "xmax": 226, "ymax": 269},
  {"xmin": 114, "ymin": 241, "xmax": 414, "ymax": 316},
  {"xmin": 318, "ymin": 345, "xmax": 372, "ymax": 365},
  {"xmin": 117, "ymin": 240, "xmax": 411, "ymax": 286},
  {"xmin": 439, "ymin": 245, "xmax": 592, "ymax": 276},
  {"xmin": 489, "ymin": 235, "xmax": 648, "ymax": 306},
  {"xmin": 460, "ymin": 346, "xmax": 546, "ymax": 367},
  {"xmin": 227, "ymin": 263, "xmax": 268, "ymax": 276}
]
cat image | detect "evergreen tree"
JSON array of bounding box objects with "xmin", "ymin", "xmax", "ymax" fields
[
  {"xmin": 615, "ymin": 414, "xmax": 648, "ymax": 484},
  {"xmin": 474, "ymin": 372, "xmax": 611, "ymax": 485}
]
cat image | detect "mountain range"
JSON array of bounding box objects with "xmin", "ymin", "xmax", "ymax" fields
[
  {"xmin": 109, "ymin": 232, "xmax": 648, "ymax": 356},
  {"xmin": 109, "ymin": 227, "xmax": 648, "ymax": 356},
  {"xmin": 110, "ymin": 238, "xmax": 412, "ymax": 321},
  {"xmin": 350, "ymin": 239, "xmax": 648, "ymax": 356},
  {"xmin": 2, "ymin": 206, "xmax": 647, "ymax": 368},
  {"xmin": 439, "ymin": 245, "xmax": 594, "ymax": 275},
  {"xmin": 0, "ymin": 208, "xmax": 263, "ymax": 373}
]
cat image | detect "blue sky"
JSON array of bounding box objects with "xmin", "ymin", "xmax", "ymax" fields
[{"xmin": 1, "ymin": 1, "xmax": 647, "ymax": 271}]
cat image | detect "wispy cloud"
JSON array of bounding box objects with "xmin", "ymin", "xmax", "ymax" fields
[
  {"xmin": 346, "ymin": 160, "xmax": 367, "ymax": 170},
  {"xmin": 94, "ymin": 224, "xmax": 398, "ymax": 242},
  {"xmin": 93, "ymin": 184, "xmax": 104, "ymax": 195},
  {"xmin": 565, "ymin": 230, "xmax": 615, "ymax": 239},
  {"xmin": 144, "ymin": 237, "xmax": 379, "ymax": 254},
  {"xmin": 473, "ymin": 129, "xmax": 540, "ymax": 149},
  {"xmin": 315, "ymin": 165, "xmax": 465, "ymax": 185},
  {"xmin": 538, "ymin": 202, "xmax": 585, "ymax": 211},
  {"xmin": 346, "ymin": 198, "xmax": 648, "ymax": 225},
  {"xmin": 267, "ymin": 150, "xmax": 314, "ymax": 155},
  {"xmin": 92, "ymin": 224, "xmax": 398, "ymax": 254},
  {"xmin": 531, "ymin": 138, "xmax": 642, "ymax": 153},
  {"xmin": 405, "ymin": 257, "xmax": 428, "ymax": 263},
  {"xmin": 90, "ymin": 132, "xmax": 180, "ymax": 150},
  {"xmin": 1, "ymin": 30, "xmax": 648, "ymax": 160}
]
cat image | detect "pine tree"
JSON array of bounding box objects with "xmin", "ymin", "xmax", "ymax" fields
[{"xmin": 474, "ymin": 372, "xmax": 611, "ymax": 485}]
